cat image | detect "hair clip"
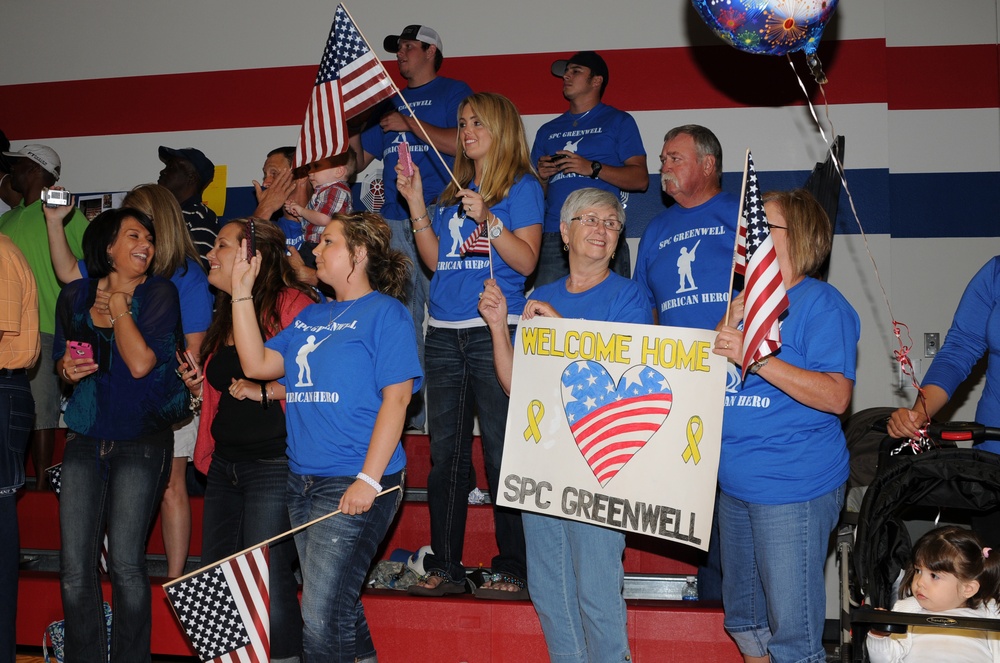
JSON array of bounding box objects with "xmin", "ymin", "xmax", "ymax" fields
[{"xmin": 984, "ymin": 547, "xmax": 992, "ymax": 559}]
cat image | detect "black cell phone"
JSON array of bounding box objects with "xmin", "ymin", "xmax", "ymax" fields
[
  {"xmin": 549, "ymin": 153, "xmax": 568, "ymax": 162},
  {"xmin": 246, "ymin": 219, "xmax": 256, "ymax": 260}
]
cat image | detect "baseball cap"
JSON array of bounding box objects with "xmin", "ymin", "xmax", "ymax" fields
[
  {"xmin": 2, "ymin": 144, "xmax": 62, "ymax": 181},
  {"xmin": 158, "ymin": 146, "xmax": 216, "ymax": 187},
  {"xmin": 551, "ymin": 51, "xmax": 610, "ymax": 90},
  {"xmin": 384, "ymin": 25, "xmax": 443, "ymax": 54}
]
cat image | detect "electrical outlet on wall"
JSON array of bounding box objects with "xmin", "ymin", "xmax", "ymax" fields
[{"xmin": 924, "ymin": 333, "xmax": 940, "ymax": 358}]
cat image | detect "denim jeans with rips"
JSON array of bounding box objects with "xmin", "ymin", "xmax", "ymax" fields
[{"xmin": 286, "ymin": 470, "xmax": 403, "ymax": 663}]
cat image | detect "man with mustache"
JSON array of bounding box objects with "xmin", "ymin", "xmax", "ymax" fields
[{"xmin": 632, "ymin": 124, "xmax": 737, "ymax": 602}]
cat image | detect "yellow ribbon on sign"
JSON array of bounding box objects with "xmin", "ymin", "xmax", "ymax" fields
[
  {"xmin": 682, "ymin": 415, "xmax": 703, "ymax": 464},
  {"xmin": 523, "ymin": 400, "xmax": 544, "ymax": 444}
]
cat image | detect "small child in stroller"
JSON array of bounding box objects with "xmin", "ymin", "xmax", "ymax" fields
[{"xmin": 867, "ymin": 525, "xmax": 1000, "ymax": 661}]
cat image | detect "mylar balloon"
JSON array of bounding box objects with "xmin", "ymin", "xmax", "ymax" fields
[{"xmin": 691, "ymin": 0, "xmax": 838, "ymax": 57}]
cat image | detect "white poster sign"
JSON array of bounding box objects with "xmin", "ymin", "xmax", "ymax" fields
[{"xmin": 498, "ymin": 317, "xmax": 727, "ymax": 551}]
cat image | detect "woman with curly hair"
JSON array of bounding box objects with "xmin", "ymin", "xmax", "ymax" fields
[{"xmin": 231, "ymin": 212, "xmax": 422, "ymax": 662}]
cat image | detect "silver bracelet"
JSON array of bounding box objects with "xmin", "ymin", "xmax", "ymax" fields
[
  {"xmin": 231, "ymin": 295, "xmax": 253, "ymax": 304},
  {"xmin": 355, "ymin": 472, "xmax": 382, "ymax": 492}
]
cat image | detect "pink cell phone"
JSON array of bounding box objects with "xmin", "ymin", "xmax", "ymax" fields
[
  {"xmin": 68, "ymin": 341, "xmax": 93, "ymax": 361},
  {"xmin": 398, "ymin": 141, "xmax": 413, "ymax": 177}
]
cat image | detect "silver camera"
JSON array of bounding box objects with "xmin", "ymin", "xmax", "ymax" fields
[{"xmin": 41, "ymin": 188, "xmax": 71, "ymax": 208}]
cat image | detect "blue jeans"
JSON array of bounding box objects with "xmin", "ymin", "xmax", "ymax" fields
[
  {"xmin": 533, "ymin": 231, "xmax": 631, "ymax": 288},
  {"xmin": 387, "ymin": 216, "xmax": 430, "ymax": 429},
  {"xmin": 0, "ymin": 373, "xmax": 33, "ymax": 663},
  {"xmin": 524, "ymin": 513, "xmax": 630, "ymax": 663},
  {"xmin": 719, "ymin": 485, "xmax": 845, "ymax": 663},
  {"xmin": 287, "ymin": 470, "xmax": 403, "ymax": 663},
  {"xmin": 423, "ymin": 325, "xmax": 526, "ymax": 582},
  {"xmin": 202, "ymin": 455, "xmax": 302, "ymax": 660},
  {"xmin": 59, "ymin": 431, "xmax": 172, "ymax": 663}
]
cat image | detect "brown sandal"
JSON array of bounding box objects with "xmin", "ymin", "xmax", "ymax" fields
[{"xmin": 407, "ymin": 571, "xmax": 467, "ymax": 597}]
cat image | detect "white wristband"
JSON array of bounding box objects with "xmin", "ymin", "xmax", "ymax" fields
[{"xmin": 356, "ymin": 472, "xmax": 382, "ymax": 492}]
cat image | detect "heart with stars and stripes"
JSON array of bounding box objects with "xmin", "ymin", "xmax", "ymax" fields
[{"xmin": 560, "ymin": 360, "xmax": 673, "ymax": 487}]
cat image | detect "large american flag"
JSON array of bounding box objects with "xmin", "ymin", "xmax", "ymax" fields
[
  {"xmin": 734, "ymin": 150, "xmax": 788, "ymax": 379},
  {"xmin": 294, "ymin": 4, "xmax": 394, "ymax": 168},
  {"xmin": 561, "ymin": 361, "xmax": 673, "ymax": 487},
  {"xmin": 165, "ymin": 544, "xmax": 271, "ymax": 663}
]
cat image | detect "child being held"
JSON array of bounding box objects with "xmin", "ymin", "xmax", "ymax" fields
[
  {"xmin": 867, "ymin": 525, "xmax": 1000, "ymax": 662},
  {"xmin": 285, "ymin": 147, "xmax": 356, "ymax": 243}
]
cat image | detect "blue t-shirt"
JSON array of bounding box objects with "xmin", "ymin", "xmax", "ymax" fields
[
  {"xmin": 361, "ymin": 76, "xmax": 473, "ymax": 220},
  {"xmin": 274, "ymin": 216, "xmax": 305, "ymax": 250},
  {"xmin": 922, "ymin": 256, "xmax": 1000, "ymax": 454},
  {"xmin": 530, "ymin": 103, "xmax": 646, "ymax": 233},
  {"xmin": 265, "ymin": 291, "xmax": 423, "ymax": 476},
  {"xmin": 719, "ymin": 277, "xmax": 859, "ymax": 503},
  {"xmin": 171, "ymin": 257, "xmax": 212, "ymax": 336},
  {"xmin": 79, "ymin": 256, "xmax": 212, "ymax": 336},
  {"xmin": 532, "ymin": 272, "xmax": 653, "ymax": 325},
  {"xmin": 633, "ymin": 192, "xmax": 739, "ymax": 331},
  {"xmin": 54, "ymin": 276, "xmax": 188, "ymax": 440},
  {"xmin": 428, "ymin": 175, "xmax": 544, "ymax": 324}
]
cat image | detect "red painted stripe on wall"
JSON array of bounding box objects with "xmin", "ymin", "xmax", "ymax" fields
[
  {"xmin": 1, "ymin": 39, "xmax": 994, "ymax": 140},
  {"xmin": 886, "ymin": 43, "xmax": 1000, "ymax": 110}
]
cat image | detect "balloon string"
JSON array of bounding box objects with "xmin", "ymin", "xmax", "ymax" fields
[{"xmin": 786, "ymin": 54, "xmax": 924, "ymax": 398}]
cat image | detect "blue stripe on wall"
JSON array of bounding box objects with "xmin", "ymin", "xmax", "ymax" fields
[{"xmin": 166, "ymin": 168, "xmax": 1000, "ymax": 241}]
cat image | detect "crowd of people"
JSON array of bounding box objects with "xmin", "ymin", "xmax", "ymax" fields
[{"xmin": 0, "ymin": 19, "xmax": 998, "ymax": 663}]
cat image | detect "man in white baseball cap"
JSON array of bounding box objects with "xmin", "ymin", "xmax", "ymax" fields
[
  {"xmin": 0, "ymin": 143, "xmax": 86, "ymax": 490},
  {"xmin": 2, "ymin": 144, "xmax": 61, "ymax": 181}
]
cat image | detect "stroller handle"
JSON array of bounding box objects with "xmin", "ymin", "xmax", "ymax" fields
[{"xmin": 926, "ymin": 421, "xmax": 1000, "ymax": 444}]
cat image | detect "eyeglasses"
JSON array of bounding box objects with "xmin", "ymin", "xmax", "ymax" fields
[
  {"xmin": 571, "ymin": 214, "xmax": 624, "ymax": 231},
  {"xmin": 767, "ymin": 223, "xmax": 787, "ymax": 230}
]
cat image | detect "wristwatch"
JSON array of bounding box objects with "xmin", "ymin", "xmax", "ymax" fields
[
  {"xmin": 590, "ymin": 161, "xmax": 603, "ymax": 179},
  {"xmin": 748, "ymin": 356, "xmax": 769, "ymax": 375},
  {"xmin": 488, "ymin": 215, "xmax": 502, "ymax": 239}
]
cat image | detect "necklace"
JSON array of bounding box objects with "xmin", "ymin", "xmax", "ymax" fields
[
  {"xmin": 328, "ymin": 290, "xmax": 372, "ymax": 325},
  {"xmin": 571, "ymin": 107, "xmax": 594, "ymax": 127}
]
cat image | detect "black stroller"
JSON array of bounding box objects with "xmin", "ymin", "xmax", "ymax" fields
[{"xmin": 839, "ymin": 413, "xmax": 1000, "ymax": 662}]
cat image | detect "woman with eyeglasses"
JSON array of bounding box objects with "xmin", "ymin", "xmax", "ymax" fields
[
  {"xmin": 712, "ymin": 189, "xmax": 859, "ymax": 663},
  {"xmin": 477, "ymin": 187, "xmax": 650, "ymax": 662},
  {"xmin": 396, "ymin": 92, "xmax": 543, "ymax": 600}
]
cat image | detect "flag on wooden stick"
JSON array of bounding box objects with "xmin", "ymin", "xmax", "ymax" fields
[
  {"xmin": 164, "ymin": 544, "xmax": 270, "ymax": 663},
  {"xmin": 294, "ymin": 4, "xmax": 394, "ymax": 168}
]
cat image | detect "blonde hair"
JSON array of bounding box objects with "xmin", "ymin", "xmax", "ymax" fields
[
  {"xmin": 336, "ymin": 213, "xmax": 411, "ymax": 302},
  {"xmin": 761, "ymin": 188, "xmax": 831, "ymax": 278},
  {"xmin": 442, "ymin": 92, "xmax": 537, "ymax": 208},
  {"xmin": 123, "ymin": 183, "xmax": 201, "ymax": 276}
]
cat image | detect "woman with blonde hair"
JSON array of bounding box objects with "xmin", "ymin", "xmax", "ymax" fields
[
  {"xmin": 397, "ymin": 91, "xmax": 543, "ymax": 598},
  {"xmin": 44, "ymin": 183, "xmax": 213, "ymax": 577}
]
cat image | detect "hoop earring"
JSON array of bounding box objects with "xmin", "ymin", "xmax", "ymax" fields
[{"xmin": 563, "ymin": 244, "xmax": 568, "ymax": 252}]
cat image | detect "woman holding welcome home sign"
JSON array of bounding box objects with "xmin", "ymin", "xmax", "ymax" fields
[{"xmin": 479, "ymin": 188, "xmax": 650, "ymax": 662}]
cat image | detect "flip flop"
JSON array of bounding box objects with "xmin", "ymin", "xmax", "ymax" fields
[
  {"xmin": 407, "ymin": 571, "xmax": 467, "ymax": 597},
  {"xmin": 474, "ymin": 573, "xmax": 529, "ymax": 601}
]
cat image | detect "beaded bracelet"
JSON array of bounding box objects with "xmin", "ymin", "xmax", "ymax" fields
[
  {"xmin": 356, "ymin": 472, "xmax": 382, "ymax": 492},
  {"xmin": 231, "ymin": 296, "xmax": 253, "ymax": 304}
]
